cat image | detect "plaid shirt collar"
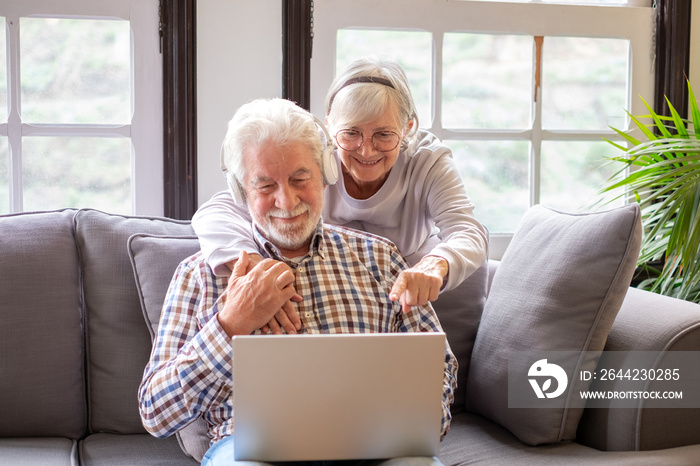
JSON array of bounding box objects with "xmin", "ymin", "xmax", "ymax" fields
[{"xmin": 252, "ymin": 219, "xmax": 326, "ymax": 265}]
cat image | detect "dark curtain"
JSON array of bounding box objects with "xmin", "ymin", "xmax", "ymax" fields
[
  {"xmin": 162, "ymin": 0, "xmax": 198, "ymax": 220},
  {"xmin": 654, "ymin": 0, "xmax": 693, "ymax": 119},
  {"xmin": 283, "ymin": 0, "xmax": 314, "ymax": 110}
]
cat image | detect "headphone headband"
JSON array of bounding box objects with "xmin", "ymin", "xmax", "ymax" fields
[{"xmin": 328, "ymin": 76, "xmax": 395, "ymax": 112}]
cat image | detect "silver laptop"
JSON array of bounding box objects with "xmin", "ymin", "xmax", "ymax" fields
[{"xmin": 231, "ymin": 332, "xmax": 446, "ymax": 462}]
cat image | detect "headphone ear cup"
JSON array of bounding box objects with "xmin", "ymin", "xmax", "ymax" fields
[
  {"xmin": 322, "ymin": 145, "xmax": 338, "ymax": 185},
  {"xmin": 313, "ymin": 115, "xmax": 338, "ymax": 186},
  {"xmin": 225, "ymin": 171, "xmax": 247, "ymax": 205},
  {"xmin": 221, "ymin": 142, "xmax": 247, "ymax": 205}
]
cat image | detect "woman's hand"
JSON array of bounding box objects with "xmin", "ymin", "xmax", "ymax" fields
[
  {"xmin": 224, "ymin": 254, "xmax": 302, "ymax": 334},
  {"xmin": 389, "ymin": 255, "xmax": 449, "ymax": 313}
]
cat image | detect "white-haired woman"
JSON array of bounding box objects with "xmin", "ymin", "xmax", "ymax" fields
[{"xmin": 193, "ymin": 57, "xmax": 488, "ymax": 332}]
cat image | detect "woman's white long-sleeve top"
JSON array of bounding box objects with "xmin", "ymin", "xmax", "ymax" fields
[{"xmin": 192, "ymin": 129, "xmax": 488, "ymax": 292}]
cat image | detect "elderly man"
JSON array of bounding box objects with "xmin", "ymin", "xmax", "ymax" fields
[{"xmin": 138, "ymin": 98, "xmax": 457, "ymax": 466}]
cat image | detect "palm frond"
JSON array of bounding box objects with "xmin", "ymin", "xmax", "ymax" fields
[{"xmin": 600, "ymin": 81, "xmax": 700, "ymax": 304}]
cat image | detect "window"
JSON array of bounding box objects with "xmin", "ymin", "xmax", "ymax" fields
[
  {"xmin": 311, "ymin": 0, "xmax": 654, "ymax": 257},
  {"xmin": 0, "ymin": 0, "xmax": 162, "ymax": 215}
]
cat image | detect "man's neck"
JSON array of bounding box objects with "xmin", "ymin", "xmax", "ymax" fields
[{"xmin": 278, "ymin": 243, "xmax": 311, "ymax": 259}]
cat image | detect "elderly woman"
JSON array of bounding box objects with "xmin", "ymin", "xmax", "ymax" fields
[{"xmin": 192, "ymin": 57, "xmax": 487, "ymax": 329}]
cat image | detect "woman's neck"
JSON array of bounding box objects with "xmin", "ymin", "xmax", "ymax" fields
[{"xmin": 342, "ymin": 169, "xmax": 389, "ymax": 200}]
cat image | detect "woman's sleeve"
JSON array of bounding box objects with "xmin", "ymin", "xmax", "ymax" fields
[
  {"xmin": 425, "ymin": 150, "xmax": 489, "ymax": 292},
  {"xmin": 191, "ymin": 190, "xmax": 258, "ymax": 276}
]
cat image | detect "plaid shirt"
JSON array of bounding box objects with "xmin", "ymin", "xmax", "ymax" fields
[{"xmin": 138, "ymin": 222, "xmax": 458, "ymax": 447}]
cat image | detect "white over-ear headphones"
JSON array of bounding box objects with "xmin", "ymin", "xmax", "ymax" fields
[{"xmin": 221, "ymin": 115, "xmax": 338, "ymax": 205}]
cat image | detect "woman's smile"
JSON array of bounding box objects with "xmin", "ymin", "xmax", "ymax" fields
[{"xmin": 354, "ymin": 156, "xmax": 382, "ymax": 166}]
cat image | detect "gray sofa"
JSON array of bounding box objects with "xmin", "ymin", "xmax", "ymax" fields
[{"xmin": 2, "ymin": 207, "xmax": 700, "ymax": 465}]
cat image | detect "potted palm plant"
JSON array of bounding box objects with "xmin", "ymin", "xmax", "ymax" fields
[{"xmin": 601, "ymin": 80, "xmax": 700, "ymax": 303}]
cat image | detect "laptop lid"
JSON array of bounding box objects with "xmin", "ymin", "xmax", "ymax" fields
[{"xmin": 231, "ymin": 332, "xmax": 446, "ymax": 462}]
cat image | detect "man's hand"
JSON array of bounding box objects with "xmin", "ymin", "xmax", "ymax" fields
[
  {"xmin": 217, "ymin": 251, "xmax": 301, "ymax": 336},
  {"xmin": 225, "ymin": 254, "xmax": 302, "ymax": 334},
  {"xmin": 389, "ymin": 255, "xmax": 449, "ymax": 313}
]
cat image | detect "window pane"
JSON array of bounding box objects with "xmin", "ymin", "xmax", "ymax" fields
[
  {"xmin": 542, "ymin": 37, "xmax": 629, "ymax": 130},
  {"xmin": 0, "ymin": 138, "xmax": 7, "ymax": 214},
  {"xmin": 447, "ymin": 139, "xmax": 530, "ymax": 233},
  {"xmin": 20, "ymin": 18, "xmax": 131, "ymax": 124},
  {"xmin": 0, "ymin": 17, "xmax": 6, "ymax": 122},
  {"xmin": 22, "ymin": 137, "xmax": 131, "ymax": 213},
  {"xmin": 443, "ymin": 34, "xmax": 532, "ymax": 129},
  {"xmin": 336, "ymin": 29, "xmax": 432, "ymax": 128},
  {"xmin": 540, "ymin": 140, "xmax": 624, "ymax": 212}
]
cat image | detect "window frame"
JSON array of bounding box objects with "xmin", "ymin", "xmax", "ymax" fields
[
  {"xmin": 300, "ymin": 0, "xmax": 691, "ymax": 257},
  {"xmin": 0, "ymin": 0, "xmax": 163, "ymax": 215},
  {"xmin": 154, "ymin": 0, "xmax": 690, "ymax": 222}
]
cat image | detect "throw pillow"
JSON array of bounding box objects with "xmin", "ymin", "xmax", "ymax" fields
[
  {"xmin": 73, "ymin": 209, "xmax": 193, "ymax": 435},
  {"xmin": 431, "ymin": 261, "xmax": 489, "ymax": 413},
  {"xmin": 127, "ymin": 233, "xmax": 210, "ymax": 462},
  {"xmin": 465, "ymin": 204, "xmax": 642, "ymax": 446}
]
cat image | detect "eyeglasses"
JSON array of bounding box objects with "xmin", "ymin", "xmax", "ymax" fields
[{"xmin": 334, "ymin": 129, "xmax": 401, "ymax": 152}]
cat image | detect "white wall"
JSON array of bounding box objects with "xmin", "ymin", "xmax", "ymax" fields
[{"xmin": 196, "ymin": 0, "xmax": 281, "ymax": 207}]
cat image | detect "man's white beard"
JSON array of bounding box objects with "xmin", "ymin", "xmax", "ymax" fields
[{"xmin": 258, "ymin": 202, "xmax": 320, "ymax": 252}]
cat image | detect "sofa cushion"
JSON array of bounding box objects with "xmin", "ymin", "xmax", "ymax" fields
[
  {"xmin": 466, "ymin": 204, "xmax": 642, "ymax": 446},
  {"xmin": 127, "ymin": 234, "xmax": 210, "ymax": 461},
  {"xmin": 0, "ymin": 438, "xmax": 78, "ymax": 466},
  {"xmin": 439, "ymin": 412, "xmax": 700, "ymax": 465},
  {"xmin": 431, "ymin": 261, "xmax": 489, "ymax": 413},
  {"xmin": 0, "ymin": 209, "xmax": 86, "ymax": 439},
  {"xmin": 73, "ymin": 209, "xmax": 194, "ymax": 435},
  {"xmin": 79, "ymin": 433, "xmax": 199, "ymax": 466}
]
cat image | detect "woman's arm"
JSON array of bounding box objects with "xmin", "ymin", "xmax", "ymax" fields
[
  {"xmin": 425, "ymin": 153, "xmax": 488, "ymax": 291},
  {"xmin": 191, "ymin": 190, "xmax": 257, "ymax": 277},
  {"xmin": 390, "ymin": 143, "xmax": 488, "ymax": 309}
]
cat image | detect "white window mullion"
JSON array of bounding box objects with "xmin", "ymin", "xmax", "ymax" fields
[
  {"xmin": 6, "ymin": 15, "xmax": 21, "ymax": 212},
  {"xmin": 530, "ymin": 35, "xmax": 542, "ymax": 207},
  {"xmin": 129, "ymin": 0, "xmax": 162, "ymax": 216},
  {"xmin": 431, "ymin": 31, "xmax": 443, "ymax": 138},
  {"xmin": 22, "ymin": 124, "xmax": 131, "ymax": 138}
]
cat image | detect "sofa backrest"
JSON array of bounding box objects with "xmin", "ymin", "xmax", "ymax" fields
[
  {"xmin": 0, "ymin": 207, "xmax": 489, "ymax": 441},
  {"xmin": 0, "ymin": 209, "xmax": 86, "ymax": 439},
  {"xmin": 431, "ymin": 261, "xmax": 489, "ymax": 413},
  {"xmin": 73, "ymin": 209, "xmax": 194, "ymax": 435}
]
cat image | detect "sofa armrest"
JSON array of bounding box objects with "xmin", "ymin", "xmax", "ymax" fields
[{"xmin": 577, "ymin": 286, "xmax": 700, "ymax": 451}]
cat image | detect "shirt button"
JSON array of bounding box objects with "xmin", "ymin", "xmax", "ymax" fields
[
  {"xmin": 298, "ymin": 266, "xmax": 305, "ymax": 272},
  {"xmin": 305, "ymin": 311, "xmax": 313, "ymax": 318}
]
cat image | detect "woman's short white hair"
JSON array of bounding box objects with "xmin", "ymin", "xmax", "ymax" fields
[
  {"xmin": 325, "ymin": 57, "xmax": 419, "ymax": 146},
  {"xmin": 222, "ymin": 98, "xmax": 324, "ymax": 185}
]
